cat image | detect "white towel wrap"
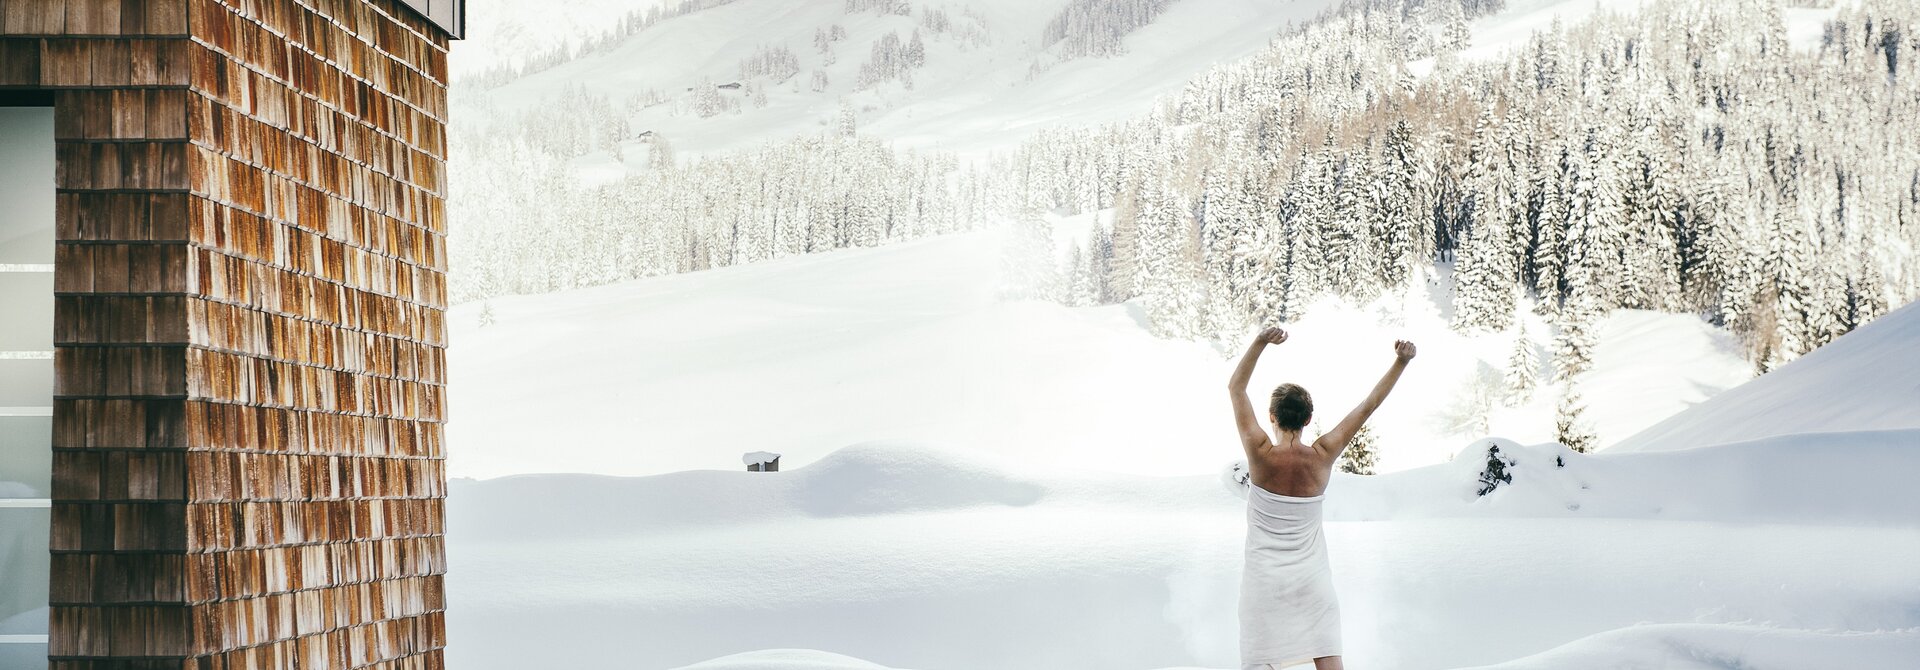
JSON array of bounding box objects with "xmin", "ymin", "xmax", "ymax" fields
[{"xmin": 1239, "ymin": 483, "xmax": 1341, "ymax": 667}]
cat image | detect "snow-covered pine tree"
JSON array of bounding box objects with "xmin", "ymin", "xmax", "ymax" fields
[
  {"xmin": 1503, "ymin": 324, "xmax": 1539, "ymax": 406},
  {"xmin": 1138, "ymin": 177, "xmax": 1213, "ymax": 339},
  {"xmin": 1454, "ymin": 194, "xmax": 1518, "ymax": 332},
  {"xmin": 1281, "ymin": 149, "xmax": 1331, "ymax": 318},
  {"xmin": 1337, "ymin": 425, "xmax": 1379, "ymax": 475},
  {"xmin": 1459, "ymin": 110, "xmax": 1520, "ymax": 334},
  {"xmin": 1551, "ymin": 294, "xmax": 1600, "ymax": 383},
  {"xmin": 1530, "ymin": 137, "xmax": 1570, "ymax": 313},
  {"xmin": 1200, "ymin": 162, "xmax": 1250, "ymax": 325},
  {"xmin": 1840, "ymin": 251, "xmax": 1888, "ymax": 333},
  {"xmin": 1334, "ymin": 148, "xmax": 1382, "ymax": 301},
  {"xmin": 1066, "ymin": 244, "xmax": 1095, "ymax": 307},
  {"xmin": 1767, "ymin": 208, "xmax": 1824, "ymax": 360},
  {"xmin": 1442, "ymin": 0, "xmax": 1471, "ymax": 52},
  {"xmin": 1104, "ymin": 213, "xmax": 1138, "ymax": 305},
  {"xmin": 1618, "ymin": 117, "xmax": 1684, "ymax": 310},
  {"xmin": 1554, "ymin": 387, "xmax": 1597, "ymax": 453},
  {"xmin": 836, "ymin": 105, "xmax": 858, "ymax": 138},
  {"xmin": 1377, "ymin": 120, "xmax": 1426, "ymax": 292},
  {"xmin": 1087, "ymin": 225, "xmax": 1116, "ymax": 304},
  {"xmin": 906, "ymin": 30, "xmax": 927, "ymax": 67},
  {"xmin": 1561, "ymin": 123, "xmax": 1627, "ymax": 312}
]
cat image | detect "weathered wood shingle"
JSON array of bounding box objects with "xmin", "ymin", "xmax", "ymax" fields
[{"xmin": 9, "ymin": 0, "xmax": 452, "ymax": 666}]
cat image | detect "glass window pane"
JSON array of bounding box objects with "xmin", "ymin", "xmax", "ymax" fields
[
  {"xmin": 0, "ymin": 507, "xmax": 49, "ymax": 634},
  {"xmin": 0, "ymin": 102, "xmax": 51, "ymax": 670},
  {"xmin": 0, "ymin": 273, "xmax": 54, "ymax": 352},
  {"xmin": 0, "ymin": 417, "xmax": 51, "ymax": 499},
  {"xmin": 0, "ymin": 107, "xmax": 55, "ymax": 265},
  {"xmin": 0, "ymin": 642, "xmax": 46, "ymax": 668},
  {"xmin": 0, "ymin": 361, "xmax": 52, "ymax": 409}
]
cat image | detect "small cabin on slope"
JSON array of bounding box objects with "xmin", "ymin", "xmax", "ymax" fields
[{"xmin": 744, "ymin": 451, "xmax": 783, "ymax": 472}]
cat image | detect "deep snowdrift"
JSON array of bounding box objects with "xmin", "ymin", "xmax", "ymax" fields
[
  {"xmin": 670, "ymin": 649, "xmax": 903, "ymax": 670},
  {"xmin": 1615, "ymin": 300, "xmax": 1920, "ymax": 452},
  {"xmin": 1335, "ymin": 430, "xmax": 1920, "ymax": 525}
]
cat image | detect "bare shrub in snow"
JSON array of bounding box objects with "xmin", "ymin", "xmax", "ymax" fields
[
  {"xmin": 1555, "ymin": 388, "xmax": 1598, "ymax": 453},
  {"xmin": 1475, "ymin": 442, "xmax": 1515, "ymax": 496}
]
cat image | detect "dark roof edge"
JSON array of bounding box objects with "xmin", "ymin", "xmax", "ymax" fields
[{"xmin": 394, "ymin": 0, "xmax": 465, "ymax": 40}]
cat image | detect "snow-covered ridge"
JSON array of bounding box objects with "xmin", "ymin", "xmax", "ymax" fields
[{"xmin": 1615, "ymin": 299, "xmax": 1920, "ymax": 452}]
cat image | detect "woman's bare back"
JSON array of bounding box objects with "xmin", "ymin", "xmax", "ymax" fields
[{"xmin": 1248, "ymin": 437, "xmax": 1335, "ymax": 498}]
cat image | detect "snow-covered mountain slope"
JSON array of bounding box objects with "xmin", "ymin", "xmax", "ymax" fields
[
  {"xmin": 1613, "ymin": 300, "xmax": 1920, "ymax": 452},
  {"xmin": 456, "ymin": 0, "xmax": 681, "ymax": 77},
  {"xmin": 445, "ymin": 440, "xmax": 1920, "ymax": 670},
  {"xmin": 445, "ymin": 231, "xmax": 1751, "ymax": 480},
  {"xmin": 459, "ymin": 0, "xmax": 1343, "ymax": 156}
]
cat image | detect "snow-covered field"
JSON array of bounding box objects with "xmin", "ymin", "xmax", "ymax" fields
[
  {"xmin": 441, "ymin": 233, "xmax": 1919, "ymax": 669},
  {"xmin": 445, "ymin": 433, "xmax": 1920, "ymax": 669}
]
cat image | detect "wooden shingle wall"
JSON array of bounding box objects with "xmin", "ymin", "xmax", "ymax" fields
[{"xmin": 2, "ymin": 0, "xmax": 450, "ymax": 667}]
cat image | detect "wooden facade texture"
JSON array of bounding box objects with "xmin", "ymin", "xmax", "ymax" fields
[{"xmin": 0, "ymin": 0, "xmax": 452, "ymax": 666}]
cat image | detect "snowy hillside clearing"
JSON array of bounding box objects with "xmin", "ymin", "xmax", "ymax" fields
[{"xmin": 446, "ymin": 231, "xmax": 1752, "ymax": 479}]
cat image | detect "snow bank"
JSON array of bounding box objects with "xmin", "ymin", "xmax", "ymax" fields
[
  {"xmin": 450, "ymin": 427, "xmax": 1920, "ymax": 547},
  {"xmin": 1616, "ymin": 300, "xmax": 1920, "ymax": 452},
  {"xmin": 668, "ymin": 649, "xmax": 902, "ymax": 670},
  {"xmin": 1457, "ymin": 624, "xmax": 1920, "ymax": 670},
  {"xmin": 1333, "ymin": 430, "xmax": 1920, "ymax": 525},
  {"xmin": 786, "ymin": 443, "xmax": 1045, "ymax": 517},
  {"xmin": 669, "ymin": 626, "xmax": 1920, "ymax": 670},
  {"xmin": 449, "ymin": 442, "xmax": 1047, "ymax": 541}
]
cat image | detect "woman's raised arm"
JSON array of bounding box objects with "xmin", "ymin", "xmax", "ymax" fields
[
  {"xmin": 1229, "ymin": 327, "xmax": 1289, "ymax": 449},
  {"xmin": 1315, "ymin": 340, "xmax": 1416, "ymax": 458}
]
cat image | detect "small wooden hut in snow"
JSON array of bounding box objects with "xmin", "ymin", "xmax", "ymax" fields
[{"xmin": 744, "ymin": 451, "xmax": 783, "ymax": 472}]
